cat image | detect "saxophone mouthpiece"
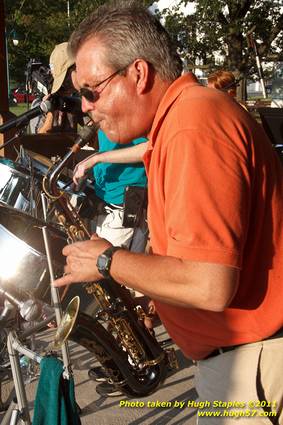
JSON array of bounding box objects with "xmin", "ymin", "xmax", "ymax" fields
[{"xmin": 71, "ymin": 124, "xmax": 98, "ymax": 153}]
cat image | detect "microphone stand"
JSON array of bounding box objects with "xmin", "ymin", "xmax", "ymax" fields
[
  {"xmin": 1, "ymin": 318, "xmax": 48, "ymax": 425},
  {"xmin": 0, "ymin": 128, "xmax": 25, "ymax": 153},
  {"xmin": 41, "ymin": 194, "xmax": 72, "ymax": 380}
]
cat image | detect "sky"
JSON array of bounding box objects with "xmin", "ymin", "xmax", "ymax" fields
[{"xmin": 149, "ymin": 0, "xmax": 196, "ymax": 15}]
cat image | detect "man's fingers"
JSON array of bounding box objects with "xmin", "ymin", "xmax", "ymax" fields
[
  {"xmin": 62, "ymin": 242, "xmax": 87, "ymax": 256},
  {"xmin": 53, "ymin": 274, "xmax": 74, "ymax": 287},
  {"xmin": 62, "ymin": 244, "xmax": 73, "ymax": 256}
]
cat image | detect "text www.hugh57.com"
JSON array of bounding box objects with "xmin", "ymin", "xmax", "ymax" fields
[{"xmin": 198, "ymin": 409, "xmax": 277, "ymax": 418}]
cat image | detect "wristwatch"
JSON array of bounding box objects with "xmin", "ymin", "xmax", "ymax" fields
[{"xmin": 96, "ymin": 246, "xmax": 122, "ymax": 279}]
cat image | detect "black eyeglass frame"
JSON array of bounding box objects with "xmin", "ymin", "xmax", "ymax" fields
[{"xmin": 79, "ymin": 64, "xmax": 130, "ymax": 103}]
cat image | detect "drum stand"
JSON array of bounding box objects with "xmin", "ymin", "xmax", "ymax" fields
[
  {"xmin": 1, "ymin": 330, "xmax": 42, "ymax": 425},
  {"xmin": 1, "ymin": 203, "xmax": 73, "ymax": 424},
  {"xmin": 0, "ymin": 130, "xmax": 25, "ymax": 154}
]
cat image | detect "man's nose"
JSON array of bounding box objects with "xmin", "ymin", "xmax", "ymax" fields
[{"xmin": 81, "ymin": 96, "xmax": 95, "ymax": 113}]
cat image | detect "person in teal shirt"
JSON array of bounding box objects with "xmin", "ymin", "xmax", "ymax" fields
[
  {"xmin": 93, "ymin": 129, "xmax": 147, "ymax": 206},
  {"xmin": 73, "ymin": 128, "xmax": 148, "ymax": 252}
]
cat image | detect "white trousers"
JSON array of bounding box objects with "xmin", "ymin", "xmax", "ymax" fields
[
  {"xmin": 92, "ymin": 206, "xmax": 148, "ymax": 297},
  {"xmin": 195, "ymin": 337, "xmax": 283, "ymax": 424},
  {"xmin": 94, "ymin": 206, "xmax": 148, "ymax": 253}
]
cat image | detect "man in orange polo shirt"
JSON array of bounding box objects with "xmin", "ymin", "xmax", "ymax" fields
[{"xmin": 54, "ymin": 2, "xmax": 283, "ymax": 422}]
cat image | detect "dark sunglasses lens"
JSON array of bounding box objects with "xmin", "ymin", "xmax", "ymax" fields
[{"xmin": 80, "ymin": 88, "xmax": 97, "ymax": 102}]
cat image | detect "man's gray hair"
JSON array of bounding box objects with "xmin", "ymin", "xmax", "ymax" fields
[{"xmin": 69, "ymin": 1, "xmax": 183, "ymax": 82}]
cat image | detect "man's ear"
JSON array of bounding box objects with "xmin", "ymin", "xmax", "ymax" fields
[{"xmin": 131, "ymin": 59, "xmax": 151, "ymax": 94}]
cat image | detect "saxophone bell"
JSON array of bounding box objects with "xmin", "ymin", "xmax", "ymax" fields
[{"xmin": 51, "ymin": 296, "xmax": 80, "ymax": 350}]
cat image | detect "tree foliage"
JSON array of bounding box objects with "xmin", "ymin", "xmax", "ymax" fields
[
  {"xmin": 3, "ymin": 0, "xmax": 157, "ymax": 84},
  {"xmin": 4, "ymin": 0, "xmax": 106, "ymax": 83},
  {"xmin": 4, "ymin": 0, "xmax": 283, "ymax": 92},
  {"xmin": 160, "ymin": 0, "xmax": 283, "ymax": 79}
]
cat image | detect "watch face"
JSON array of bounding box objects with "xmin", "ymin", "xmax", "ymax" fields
[{"xmin": 97, "ymin": 254, "xmax": 110, "ymax": 271}]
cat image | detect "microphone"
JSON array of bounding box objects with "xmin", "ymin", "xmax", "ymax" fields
[
  {"xmin": 47, "ymin": 123, "xmax": 97, "ymax": 195},
  {"xmin": 0, "ymin": 286, "xmax": 52, "ymax": 322},
  {"xmin": 0, "ymin": 99, "xmax": 52, "ymax": 134}
]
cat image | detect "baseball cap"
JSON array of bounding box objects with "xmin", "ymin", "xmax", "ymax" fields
[{"xmin": 49, "ymin": 42, "xmax": 74, "ymax": 94}]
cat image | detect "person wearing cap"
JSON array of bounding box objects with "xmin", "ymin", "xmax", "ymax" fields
[{"xmin": 37, "ymin": 42, "xmax": 83, "ymax": 134}]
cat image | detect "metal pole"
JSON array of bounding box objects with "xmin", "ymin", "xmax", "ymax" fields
[
  {"xmin": 2, "ymin": 329, "xmax": 43, "ymax": 425},
  {"xmin": 247, "ymin": 31, "xmax": 267, "ymax": 99},
  {"xmin": 42, "ymin": 225, "xmax": 72, "ymax": 379},
  {"xmin": 67, "ymin": 1, "xmax": 70, "ymax": 28},
  {"xmin": 41, "ymin": 192, "xmax": 72, "ymax": 379},
  {"xmin": 5, "ymin": 31, "xmax": 10, "ymax": 96},
  {"xmin": 1, "ymin": 399, "xmax": 18, "ymax": 425},
  {"xmin": 7, "ymin": 332, "xmax": 31, "ymax": 425},
  {"xmin": 253, "ymin": 42, "xmax": 267, "ymax": 99},
  {"xmin": 0, "ymin": 0, "xmax": 9, "ymax": 112}
]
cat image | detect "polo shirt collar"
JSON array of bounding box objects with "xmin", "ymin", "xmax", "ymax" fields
[{"xmin": 148, "ymin": 72, "xmax": 199, "ymax": 149}]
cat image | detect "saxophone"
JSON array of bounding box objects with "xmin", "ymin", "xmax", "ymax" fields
[{"xmin": 43, "ymin": 125, "xmax": 171, "ymax": 397}]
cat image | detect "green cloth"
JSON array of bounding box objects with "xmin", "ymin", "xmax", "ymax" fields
[{"xmin": 32, "ymin": 356, "xmax": 81, "ymax": 425}]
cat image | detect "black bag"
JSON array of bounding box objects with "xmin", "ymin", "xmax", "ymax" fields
[{"xmin": 122, "ymin": 186, "xmax": 147, "ymax": 228}]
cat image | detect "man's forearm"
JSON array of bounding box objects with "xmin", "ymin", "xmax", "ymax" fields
[
  {"xmin": 96, "ymin": 142, "xmax": 147, "ymax": 164},
  {"xmin": 109, "ymin": 249, "xmax": 239, "ymax": 312},
  {"xmin": 38, "ymin": 112, "xmax": 54, "ymax": 133},
  {"xmin": 53, "ymin": 239, "xmax": 239, "ymax": 312}
]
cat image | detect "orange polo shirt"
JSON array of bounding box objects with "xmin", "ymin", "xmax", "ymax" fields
[{"xmin": 143, "ymin": 73, "xmax": 283, "ymax": 360}]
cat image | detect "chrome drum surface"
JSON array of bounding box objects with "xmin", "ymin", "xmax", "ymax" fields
[
  {"xmin": 0, "ymin": 158, "xmax": 41, "ymax": 215},
  {"xmin": 0, "ymin": 204, "xmax": 66, "ymax": 303},
  {"xmin": 0, "ymin": 157, "xmax": 86, "ymax": 221}
]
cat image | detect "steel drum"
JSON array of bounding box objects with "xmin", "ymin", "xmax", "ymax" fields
[
  {"xmin": 0, "ymin": 157, "xmax": 86, "ymax": 220},
  {"xmin": 0, "ymin": 158, "xmax": 40, "ymax": 215},
  {"xmin": 0, "ymin": 203, "xmax": 66, "ymax": 304},
  {"xmin": 0, "ymin": 204, "xmax": 98, "ymax": 315}
]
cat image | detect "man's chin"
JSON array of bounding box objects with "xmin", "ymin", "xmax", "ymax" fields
[{"xmin": 98, "ymin": 124, "xmax": 140, "ymax": 144}]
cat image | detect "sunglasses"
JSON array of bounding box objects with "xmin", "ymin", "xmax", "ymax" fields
[
  {"xmin": 79, "ymin": 64, "xmax": 130, "ymax": 103},
  {"xmin": 220, "ymin": 78, "xmax": 241, "ymax": 92}
]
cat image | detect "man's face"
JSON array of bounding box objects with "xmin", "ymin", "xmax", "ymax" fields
[{"xmin": 75, "ymin": 37, "xmax": 141, "ymax": 143}]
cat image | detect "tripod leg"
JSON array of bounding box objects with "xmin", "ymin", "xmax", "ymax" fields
[
  {"xmin": 0, "ymin": 376, "xmax": 8, "ymax": 412},
  {"xmin": 1, "ymin": 398, "xmax": 18, "ymax": 425},
  {"xmin": 7, "ymin": 333, "xmax": 31, "ymax": 425}
]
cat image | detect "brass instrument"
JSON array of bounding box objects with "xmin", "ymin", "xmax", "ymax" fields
[{"xmin": 43, "ymin": 125, "xmax": 170, "ymax": 397}]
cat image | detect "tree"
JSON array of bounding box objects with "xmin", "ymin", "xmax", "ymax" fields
[
  {"xmin": 158, "ymin": 0, "xmax": 283, "ymax": 98},
  {"xmin": 4, "ymin": 0, "xmax": 154, "ymax": 84},
  {"xmin": 4, "ymin": 0, "xmax": 107, "ymax": 84},
  {"xmin": 6, "ymin": 0, "xmax": 282, "ymax": 99}
]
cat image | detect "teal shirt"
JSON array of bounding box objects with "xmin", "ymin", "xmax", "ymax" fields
[{"xmin": 93, "ymin": 130, "xmax": 147, "ymax": 205}]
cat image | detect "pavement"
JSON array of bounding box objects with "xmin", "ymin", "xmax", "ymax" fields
[{"xmin": 0, "ymin": 322, "xmax": 198, "ymax": 425}]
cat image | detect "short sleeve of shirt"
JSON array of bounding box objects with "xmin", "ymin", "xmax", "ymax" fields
[
  {"xmin": 164, "ymin": 129, "xmax": 251, "ymax": 268},
  {"xmin": 94, "ymin": 130, "xmax": 147, "ymax": 204}
]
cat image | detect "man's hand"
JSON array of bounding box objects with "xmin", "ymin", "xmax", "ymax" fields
[
  {"xmin": 73, "ymin": 153, "xmax": 99, "ymax": 185},
  {"xmin": 73, "ymin": 159, "xmax": 90, "ymax": 185},
  {"xmin": 53, "ymin": 234, "xmax": 112, "ymax": 287}
]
